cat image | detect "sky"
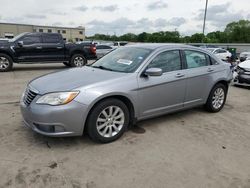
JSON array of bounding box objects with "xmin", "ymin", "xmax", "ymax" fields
[{"xmin": 0, "ymin": 0, "xmax": 249, "ymax": 36}]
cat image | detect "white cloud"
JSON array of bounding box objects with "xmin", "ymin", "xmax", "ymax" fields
[
  {"xmin": 147, "ymin": 1, "xmax": 168, "ymax": 10},
  {"xmin": 0, "ymin": 0, "xmax": 248, "ymax": 36}
]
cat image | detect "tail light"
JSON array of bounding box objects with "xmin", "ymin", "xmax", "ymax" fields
[{"xmin": 90, "ymin": 44, "xmax": 96, "ymax": 54}]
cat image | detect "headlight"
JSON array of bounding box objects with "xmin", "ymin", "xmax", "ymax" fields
[{"xmin": 36, "ymin": 91, "xmax": 79, "ymax": 106}]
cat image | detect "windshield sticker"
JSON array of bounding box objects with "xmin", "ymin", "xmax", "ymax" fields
[{"xmin": 117, "ymin": 59, "xmax": 133, "ymax": 65}]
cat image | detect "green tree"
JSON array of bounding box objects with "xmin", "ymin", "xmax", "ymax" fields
[
  {"xmin": 225, "ymin": 20, "xmax": 250, "ymax": 42},
  {"xmin": 189, "ymin": 33, "xmax": 204, "ymax": 43}
]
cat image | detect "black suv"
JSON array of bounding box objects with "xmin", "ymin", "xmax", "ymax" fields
[{"xmin": 0, "ymin": 32, "xmax": 97, "ymax": 72}]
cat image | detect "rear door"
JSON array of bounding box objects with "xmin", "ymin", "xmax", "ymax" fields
[
  {"xmin": 182, "ymin": 50, "xmax": 218, "ymax": 107},
  {"xmin": 137, "ymin": 50, "xmax": 187, "ymax": 118},
  {"xmin": 40, "ymin": 34, "xmax": 65, "ymax": 61},
  {"xmin": 14, "ymin": 34, "xmax": 43, "ymax": 62}
]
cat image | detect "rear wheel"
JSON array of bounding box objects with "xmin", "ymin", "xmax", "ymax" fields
[
  {"xmin": 70, "ymin": 54, "xmax": 87, "ymax": 67},
  {"xmin": 205, "ymin": 83, "xmax": 227, "ymax": 112},
  {"xmin": 0, "ymin": 53, "xmax": 13, "ymax": 72},
  {"xmin": 86, "ymin": 98, "xmax": 129, "ymax": 143}
]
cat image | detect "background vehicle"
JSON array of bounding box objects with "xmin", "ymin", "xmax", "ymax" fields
[
  {"xmin": 0, "ymin": 32, "xmax": 97, "ymax": 72},
  {"xmin": 113, "ymin": 41, "xmax": 128, "ymax": 47},
  {"xmin": 20, "ymin": 44, "xmax": 233, "ymax": 143},
  {"xmin": 239, "ymin": 52, "xmax": 250, "ymax": 62},
  {"xmin": 207, "ymin": 48, "xmax": 232, "ymax": 60},
  {"xmin": 233, "ymin": 60, "xmax": 250, "ymax": 86},
  {"xmin": 96, "ymin": 44, "xmax": 115, "ymax": 59}
]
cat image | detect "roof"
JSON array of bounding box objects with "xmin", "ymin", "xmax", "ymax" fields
[{"xmin": 127, "ymin": 43, "xmax": 197, "ymax": 50}]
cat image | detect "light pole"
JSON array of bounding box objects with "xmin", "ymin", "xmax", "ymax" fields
[{"xmin": 202, "ymin": 0, "xmax": 208, "ymax": 43}]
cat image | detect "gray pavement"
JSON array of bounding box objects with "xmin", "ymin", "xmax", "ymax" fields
[{"xmin": 0, "ymin": 63, "xmax": 250, "ymax": 188}]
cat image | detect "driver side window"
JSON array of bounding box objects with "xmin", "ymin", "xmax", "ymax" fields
[
  {"xmin": 148, "ymin": 50, "xmax": 182, "ymax": 73},
  {"xmin": 21, "ymin": 36, "xmax": 41, "ymax": 45}
]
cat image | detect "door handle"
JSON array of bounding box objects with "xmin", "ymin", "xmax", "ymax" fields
[
  {"xmin": 36, "ymin": 46, "xmax": 42, "ymax": 49},
  {"xmin": 207, "ymin": 68, "xmax": 214, "ymax": 72},
  {"xmin": 175, "ymin": 73, "xmax": 185, "ymax": 78},
  {"xmin": 57, "ymin": 47, "xmax": 63, "ymax": 49}
]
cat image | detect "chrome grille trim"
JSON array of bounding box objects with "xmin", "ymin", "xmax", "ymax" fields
[{"xmin": 23, "ymin": 88, "xmax": 37, "ymax": 106}]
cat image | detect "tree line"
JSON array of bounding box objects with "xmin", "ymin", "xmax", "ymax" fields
[{"xmin": 87, "ymin": 20, "xmax": 250, "ymax": 43}]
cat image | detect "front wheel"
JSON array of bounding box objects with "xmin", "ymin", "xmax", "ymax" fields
[
  {"xmin": 205, "ymin": 83, "xmax": 227, "ymax": 112},
  {"xmin": 86, "ymin": 99, "xmax": 129, "ymax": 143},
  {"xmin": 70, "ymin": 54, "xmax": 87, "ymax": 67},
  {"xmin": 0, "ymin": 53, "xmax": 13, "ymax": 72}
]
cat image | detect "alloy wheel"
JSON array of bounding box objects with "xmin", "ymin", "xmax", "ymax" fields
[
  {"xmin": 73, "ymin": 56, "xmax": 84, "ymax": 67},
  {"xmin": 212, "ymin": 88, "xmax": 225, "ymax": 109},
  {"xmin": 0, "ymin": 57, "xmax": 10, "ymax": 70},
  {"xmin": 96, "ymin": 106, "xmax": 125, "ymax": 138}
]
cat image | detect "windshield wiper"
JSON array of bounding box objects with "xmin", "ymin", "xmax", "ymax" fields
[{"xmin": 91, "ymin": 65, "xmax": 114, "ymax": 71}]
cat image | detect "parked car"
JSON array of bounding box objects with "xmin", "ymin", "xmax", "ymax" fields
[
  {"xmin": 239, "ymin": 52, "xmax": 250, "ymax": 62},
  {"xmin": 114, "ymin": 41, "xmax": 128, "ymax": 47},
  {"xmin": 207, "ymin": 48, "xmax": 232, "ymax": 61},
  {"xmin": 0, "ymin": 32, "xmax": 96, "ymax": 72},
  {"xmin": 233, "ymin": 60, "xmax": 250, "ymax": 86},
  {"xmin": 20, "ymin": 44, "xmax": 233, "ymax": 143},
  {"xmin": 96, "ymin": 44, "xmax": 115, "ymax": 59}
]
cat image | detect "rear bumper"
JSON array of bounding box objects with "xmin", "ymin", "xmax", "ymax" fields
[{"xmin": 20, "ymin": 99, "xmax": 88, "ymax": 137}]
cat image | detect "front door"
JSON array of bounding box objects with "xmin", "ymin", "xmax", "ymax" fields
[
  {"xmin": 14, "ymin": 34, "xmax": 43, "ymax": 62},
  {"xmin": 137, "ymin": 50, "xmax": 187, "ymax": 118}
]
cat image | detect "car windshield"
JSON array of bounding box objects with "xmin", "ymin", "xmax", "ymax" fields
[
  {"xmin": 9, "ymin": 33, "xmax": 28, "ymax": 42},
  {"xmin": 90, "ymin": 47, "xmax": 152, "ymax": 73}
]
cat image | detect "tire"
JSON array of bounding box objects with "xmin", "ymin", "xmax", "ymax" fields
[
  {"xmin": 70, "ymin": 54, "xmax": 87, "ymax": 67},
  {"xmin": 86, "ymin": 98, "xmax": 129, "ymax": 143},
  {"xmin": 63, "ymin": 62, "xmax": 71, "ymax": 67},
  {"xmin": 205, "ymin": 83, "xmax": 227, "ymax": 113},
  {"xmin": 0, "ymin": 53, "xmax": 13, "ymax": 72}
]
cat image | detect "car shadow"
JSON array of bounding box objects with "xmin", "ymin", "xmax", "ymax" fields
[{"xmin": 233, "ymin": 85, "xmax": 250, "ymax": 90}]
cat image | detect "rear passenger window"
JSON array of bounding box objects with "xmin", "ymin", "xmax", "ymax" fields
[
  {"xmin": 42, "ymin": 35, "xmax": 61, "ymax": 43},
  {"xmin": 184, "ymin": 50, "xmax": 209, "ymax": 69},
  {"xmin": 148, "ymin": 50, "xmax": 182, "ymax": 73}
]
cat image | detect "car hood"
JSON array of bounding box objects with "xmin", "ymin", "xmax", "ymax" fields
[
  {"xmin": 0, "ymin": 40, "xmax": 10, "ymax": 47},
  {"xmin": 29, "ymin": 66, "xmax": 127, "ymax": 94},
  {"xmin": 239, "ymin": 60, "xmax": 250, "ymax": 71}
]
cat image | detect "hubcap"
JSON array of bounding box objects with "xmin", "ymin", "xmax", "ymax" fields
[
  {"xmin": 0, "ymin": 57, "xmax": 9, "ymax": 70},
  {"xmin": 96, "ymin": 106, "xmax": 125, "ymax": 138},
  {"xmin": 74, "ymin": 56, "xmax": 84, "ymax": 67},
  {"xmin": 212, "ymin": 88, "xmax": 225, "ymax": 109}
]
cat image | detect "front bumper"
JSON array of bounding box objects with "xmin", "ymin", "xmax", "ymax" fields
[
  {"xmin": 233, "ymin": 72, "xmax": 250, "ymax": 86},
  {"xmin": 238, "ymin": 73, "xmax": 250, "ymax": 84},
  {"xmin": 20, "ymin": 99, "xmax": 89, "ymax": 137}
]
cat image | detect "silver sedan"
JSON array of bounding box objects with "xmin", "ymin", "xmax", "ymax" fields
[{"xmin": 20, "ymin": 44, "xmax": 233, "ymax": 143}]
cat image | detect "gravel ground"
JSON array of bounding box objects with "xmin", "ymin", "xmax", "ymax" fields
[{"xmin": 0, "ymin": 63, "xmax": 250, "ymax": 188}]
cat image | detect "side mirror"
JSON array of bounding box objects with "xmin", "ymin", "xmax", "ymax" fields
[
  {"xmin": 144, "ymin": 68, "xmax": 163, "ymax": 77},
  {"xmin": 17, "ymin": 41, "xmax": 24, "ymax": 47}
]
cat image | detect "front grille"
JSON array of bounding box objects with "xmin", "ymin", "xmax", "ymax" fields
[{"xmin": 23, "ymin": 89, "xmax": 37, "ymax": 106}]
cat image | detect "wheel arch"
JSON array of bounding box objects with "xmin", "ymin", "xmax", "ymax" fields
[
  {"xmin": 83, "ymin": 94, "xmax": 136, "ymax": 133},
  {"xmin": 214, "ymin": 80, "xmax": 229, "ymax": 91},
  {"xmin": 70, "ymin": 50, "xmax": 86, "ymax": 58},
  {"xmin": 0, "ymin": 50, "xmax": 14, "ymax": 62},
  {"xmin": 205, "ymin": 79, "xmax": 229, "ymax": 103}
]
